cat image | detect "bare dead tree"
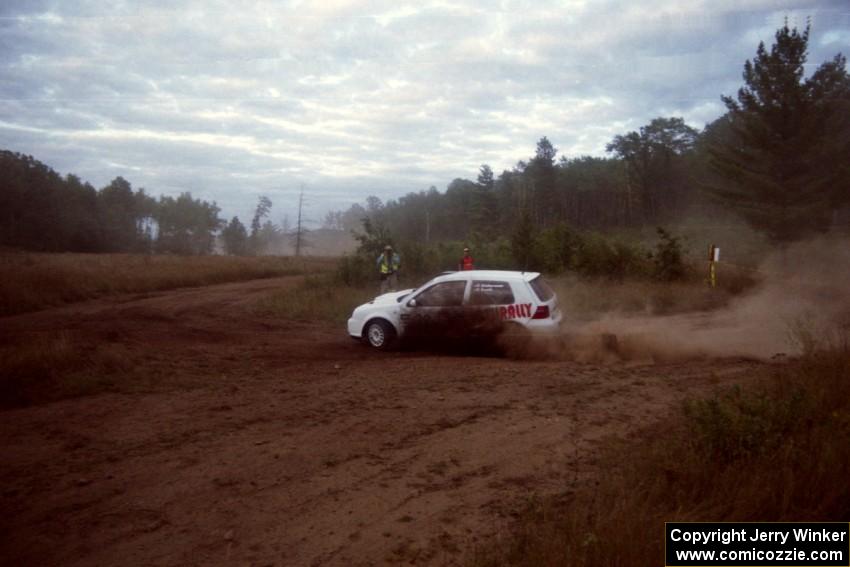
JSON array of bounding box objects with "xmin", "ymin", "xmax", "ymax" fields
[{"xmin": 292, "ymin": 185, "xmax": 310, "ymax": 257}]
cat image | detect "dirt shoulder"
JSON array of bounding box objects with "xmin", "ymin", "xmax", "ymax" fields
[{"xmin": 0, "ymin": 277, "xmax": 767, "ymax": 566}]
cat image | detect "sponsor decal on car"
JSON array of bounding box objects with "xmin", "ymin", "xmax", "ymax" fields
[
  {"xmin": 499, "ymin": 303, "xmax": 533, "ymax": 320},
  {"xmin": 400, "ymin": 303, "xmax": 534, "ymax": 323}
]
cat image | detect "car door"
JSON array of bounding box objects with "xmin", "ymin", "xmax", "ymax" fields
[
  {"xmin": 466, "ymin": 280, "xmax": 518, "ymax": 335},
  {"xmin": 400, "ymin": 280, "xmax": 468, "ymax": 339}
]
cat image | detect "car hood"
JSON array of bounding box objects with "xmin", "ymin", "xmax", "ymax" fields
[{"xmin": 369, "ymin": 289, "xmax": 414, "ymax": 306}]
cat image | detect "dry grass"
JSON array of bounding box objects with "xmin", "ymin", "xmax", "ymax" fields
[
  {"xmin": 0, "ymin": 252, "xmax": 336, "ymax": 316},
  {"xmin": 470, "ymin": 341, "xmax": 850, "ymax": 566},
  {"xmin": 0, "ymin": 331, "xmax": 137, "ymax": 407},
  {"xmin": 550, "ymin": 268, "xmax": 757, "ymax": 321},
  {"xmin": 254, "ymin": 274, "xmax": 377, "ymax": 323}
]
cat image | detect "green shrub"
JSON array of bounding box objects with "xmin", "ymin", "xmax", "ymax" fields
[
  {"xmin": 339, "ymin": 223, "xmax": 697, "ymax": 283},
  {"xmin": 653, "ymin": 227, "xmax": 687, "ymax": 281},
  {"xmin": 510, "ymin": 209, "xmax": 536, "ymax": 270},
  {"xmin": 462, "ymin": 237, "xmax": 514, "ymax": 270},
  {"xmin": 684, "ymin": 385, "xmax": 807, "ymax": 463},
  {"xmin": 538, "ymin": 223, "xmax": 582, "ymax": 273},
  {"xmin": 335, "ymin": 254, "xmax": 373, "ymax": 286},
  {"xmin": 573, "ymin": 233, "xmax": 651, "ymax": 279}
]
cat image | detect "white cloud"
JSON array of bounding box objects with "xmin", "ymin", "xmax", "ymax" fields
[{"xmin": 820, "ymin": 29, "xmax": 850, "ymax": 47}]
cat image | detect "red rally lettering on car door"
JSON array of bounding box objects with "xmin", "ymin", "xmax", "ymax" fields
[{"xmin": 498, "ymin": 303, "xmax": 534, "ymax": 320}]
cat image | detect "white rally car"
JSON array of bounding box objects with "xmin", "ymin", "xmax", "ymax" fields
[{"xmin": 347, "ymin": 270, "xmax": 562, "ymax": 350}]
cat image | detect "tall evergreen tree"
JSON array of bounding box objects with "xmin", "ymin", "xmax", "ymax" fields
[
  {"xmin": 471, "ymin": 164, "xmax": 498, "ymax": 238},
  {"xmin": 511, "ymin": 207, "xmax": 539, "ymax": 270},
  {"xmin": 222, "ymin": 216, "xmax": 248, "ymax": 255},
  {"xmin": 528, "ymin": 137, "xmax": 558, "ymax": 226},
  {"xmin": 250, "ymin": 195, "xmax": 272, "ymax": 254},
  {"xmin": 708, "ymin": 23, "xmax": 850, "ymax": 244},
  {"xmin": 63, "ymin": 174, "xmax": 102, "ymax": 251},
  {"xmin": 98, "ymin": 177, "xmax": 141, "ymax": 252}
]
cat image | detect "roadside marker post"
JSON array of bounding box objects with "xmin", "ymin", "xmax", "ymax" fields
[{"xmin": 708, "ymin": 244, "xmax": 719, "ymax": 288}]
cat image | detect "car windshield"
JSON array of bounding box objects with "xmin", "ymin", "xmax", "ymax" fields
[{"xmin": 529, "ymin": 276, "xmax": 555, "ymax": 301}]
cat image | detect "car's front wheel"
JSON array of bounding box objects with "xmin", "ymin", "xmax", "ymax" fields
[{"xmin": 364, "ymin": 319, "xmax": 396, "ymax": 350}]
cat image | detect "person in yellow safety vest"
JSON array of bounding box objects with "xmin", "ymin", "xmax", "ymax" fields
[
  {"xmin": 377, "ymin": 244, "xmax": 401, "ymax": 294},
  {"xmin": 458, "ymin": 247, "xmax": 475, "ymax": 271}
]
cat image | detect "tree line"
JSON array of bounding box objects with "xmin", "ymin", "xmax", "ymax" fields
[
  {"xmin": 333, "ymin": 23, "xmax": 849, "ymax": 259},
  {"xmin": 0, "ymin": 151, "xmax": 301, "ymax": 255},
  {"xmin": 0, "ymin": 152, "xmax": 221, "ymax": 254}
]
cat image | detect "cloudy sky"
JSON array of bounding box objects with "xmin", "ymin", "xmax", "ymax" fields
[{"xmin": 1, "ymin": 1, "xmax": 848, "ymax": 223}]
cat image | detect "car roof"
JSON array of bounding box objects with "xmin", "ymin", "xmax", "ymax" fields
[{"xmin": 429, "ymin": 270, "xmax": 540, "ymax": 284}]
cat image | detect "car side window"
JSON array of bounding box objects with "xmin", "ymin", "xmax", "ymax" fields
[
  {"xmin": 468, "ymin": 280, "xmax": 515, "ymax": 305},
  {"xmin": 414, "ymin": 281, "xmax": 467, "ymax": 307}
]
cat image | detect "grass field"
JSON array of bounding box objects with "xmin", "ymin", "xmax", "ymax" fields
[
  {"xmin": 0, "ymin": 252, "xmax": 336, "ymax": 316},
  {"xmin": 551, "ymin": 274, "xmax": 751, "ymax": 320},
  {"xmin": 253, "ymin": 274, "xmax": 377, "ymax": 323},
  {"xmin": 0, "ymin": 330, "xmax": 141, "ymax": 407}
]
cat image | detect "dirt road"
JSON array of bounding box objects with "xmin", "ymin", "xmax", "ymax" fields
[{"xmin": 0, "ymin": 277, "xmax": 767, "ymax": 566}]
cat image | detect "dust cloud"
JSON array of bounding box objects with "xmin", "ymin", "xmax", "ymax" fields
[{"xmin": 549, "ymin": 237, "xmax": 850, "ymax": 363}]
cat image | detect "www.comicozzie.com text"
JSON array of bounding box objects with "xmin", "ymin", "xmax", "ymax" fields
[{"xmin": 670, "ymin": 527, "xmax": 848, "ymax": 546}]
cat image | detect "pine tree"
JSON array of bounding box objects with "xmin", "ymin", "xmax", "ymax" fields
[
  {"xmin": 708, "ymin": 22, "xmax": 850, "ymax": 244},
  {"xmin": 222, "ymin": 216, "xmax": 248, "ymax": 255},
  {"xmin": 250, "ymin": 196, "xmax": 272, "ymax": 254},
  {"xmin": 511, "ymin": 208, "xmax": 538, "ymax": 270}
]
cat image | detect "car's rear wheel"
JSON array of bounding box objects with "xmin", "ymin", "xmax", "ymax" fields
[{"xmin": 364, "ymin": 319, "xmax": 396, "ymax": 350}]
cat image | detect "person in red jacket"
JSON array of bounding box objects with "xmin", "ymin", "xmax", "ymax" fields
[{"xmin": 458, "ymin": 247, "xmax": 475, "ymax": 271}]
